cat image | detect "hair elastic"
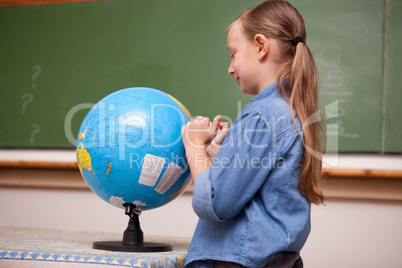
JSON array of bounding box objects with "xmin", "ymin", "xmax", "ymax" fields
[{"xmin": 292, "ymin": 36, "xmax": 304, "ymax": 46}]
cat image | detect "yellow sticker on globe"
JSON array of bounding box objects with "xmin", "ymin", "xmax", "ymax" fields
[
  {"xmin": 138, "ymin": 154, "xmax": 165, "ymax": 187},
  {"xmin": 154, "ymin": 162, "xmax": 183, "ymax": 194}
]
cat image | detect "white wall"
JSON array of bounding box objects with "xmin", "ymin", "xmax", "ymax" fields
[
  {"xmin": 1, "ymin": 187, "xmax": 402, "ymax": 268},
  {"xmin": 304, "ymin": 199, "xmax": 402, "ymax": 268},
  {"xmin": 0, "ymin": 188, "xmax": 197, "ymax": 237}
]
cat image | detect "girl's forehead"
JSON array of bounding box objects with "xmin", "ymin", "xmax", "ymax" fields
[
  {"xmin": 227, "ymin": 21, "xmax": 247, "ymax": 48},
  {"xmin": 228, "ymin": 22, "xmax": 241, "ymax": 39},
  {"xmin": 228, "ymin": 20, "xmax": 242, "ymax": 36}
]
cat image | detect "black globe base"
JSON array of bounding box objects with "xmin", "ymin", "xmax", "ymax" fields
[
  {"xmin": 93, "ymin": 241, "xmax": 172, "ymax": 252},
  {"xmin": 92, "ymin": 204, "xmax": 172, "ymax": 252}
]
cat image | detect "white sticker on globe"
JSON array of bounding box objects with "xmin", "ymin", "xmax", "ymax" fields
[
  {"xmin": 154, "ymin": 162, "xmax": 183, "ymax": 194},
  {"xmin": 138, "ymin": 154, "xmax": 165, "ymax": 187}
]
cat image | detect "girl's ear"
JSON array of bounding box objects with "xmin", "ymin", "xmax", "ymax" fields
[{"xmin": 254, "ymin": 34, "xmax": 269, "ymax": 60}]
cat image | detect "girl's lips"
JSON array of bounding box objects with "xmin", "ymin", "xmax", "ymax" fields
[{"xmin": 236, "ymin": 77, "xmax": 240, "ymax": 85}]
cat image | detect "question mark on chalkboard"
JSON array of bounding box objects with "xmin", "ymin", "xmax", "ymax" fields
[
  {"xmin": 30, "ymin": 124, "xmax": 40, "ymax": 144},
  {"xmin": 32, "ymin": 65, "xmax": 41, "ymax": 88},
  {"xmin": 21, "ymin": 93, "xmax": 34, "ymax": 115}
]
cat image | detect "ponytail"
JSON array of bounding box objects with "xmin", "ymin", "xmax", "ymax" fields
[
  {"xmin": 288, "ymin": 42, "xmax": 324, "ymax": 205},
  {"xmin": 236, "ymin": 0, "xmax": 325, "ymax": 205}
]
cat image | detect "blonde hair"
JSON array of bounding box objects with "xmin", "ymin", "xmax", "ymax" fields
[{"xmin": 234, "ymin": 0, "xmax": 324, "ymax": 205}]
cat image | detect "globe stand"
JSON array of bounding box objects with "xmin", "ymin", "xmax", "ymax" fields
[{"xmin": 92, "ymin": 204, "xmax": 173, "ymax": 252}]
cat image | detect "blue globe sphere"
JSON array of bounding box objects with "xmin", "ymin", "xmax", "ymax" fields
[{"xmin": 76, "ymin": 87, "xmax": 192, "ymax": 211}]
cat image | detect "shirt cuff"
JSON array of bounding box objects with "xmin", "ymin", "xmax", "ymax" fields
[{"xmin": 192, "ymin": 169, "xmax": 223, "ymax": 222}]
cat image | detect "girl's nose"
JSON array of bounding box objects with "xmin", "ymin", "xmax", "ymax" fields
[{"xmin": 228, "ymin": 63, "xmax": 234, "ymax": 76}]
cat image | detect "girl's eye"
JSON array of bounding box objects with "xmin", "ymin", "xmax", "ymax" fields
[{"xmin": 231, "ymin": 53, "xmax": 235, "ymax": 58}]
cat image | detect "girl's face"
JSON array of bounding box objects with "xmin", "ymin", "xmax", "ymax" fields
[{"xmin": 227, "ymin": 21, "xmax": 261, "ymax": 95}]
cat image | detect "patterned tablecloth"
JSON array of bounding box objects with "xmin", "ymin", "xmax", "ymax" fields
[{"xmin": 0, "ymin": 227, "xmax": 191, "ymax": 267}]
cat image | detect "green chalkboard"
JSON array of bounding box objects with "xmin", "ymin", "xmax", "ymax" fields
[
  {"xmin": 0, "ymin": 0, "xmax": 400, "ymax": 153},
  {"xmin": 384, "ymin": 0, "xmax": 402, "ymax": 153},
  {"xmin": 293, "ymin": 0, "xmax": 385, "ymax": 152},
  {"xmin": 0, "ymin": 0, "xmax": 259, "ymax": 148}
]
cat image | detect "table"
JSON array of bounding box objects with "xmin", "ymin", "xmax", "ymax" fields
[{"xmin": 0, "ymin": 227, "xmax": 191, "ymax": 267}]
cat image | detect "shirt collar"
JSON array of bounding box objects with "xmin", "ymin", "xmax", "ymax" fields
[{"xmin": 250, "ymin": 82, "xmax": 278, "ymax": 103}]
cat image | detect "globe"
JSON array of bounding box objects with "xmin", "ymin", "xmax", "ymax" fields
[{"xmin": 76, "ymin": 87, "xmax": 192, "ymax": 212}]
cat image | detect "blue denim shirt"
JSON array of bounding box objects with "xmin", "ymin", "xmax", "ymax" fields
[{"xmin": 184, "ymin": 83, "xmax": 311, "ymax": 268}]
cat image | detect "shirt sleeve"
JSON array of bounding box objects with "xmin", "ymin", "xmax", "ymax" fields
[{"xmin": 192, "ymin": 111, "xmax": 281, "ymax": 221}]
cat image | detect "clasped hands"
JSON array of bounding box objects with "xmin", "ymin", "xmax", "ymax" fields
[{"xmin": 181, "ymin": 115, "xmax": 229, "ymax": 163}]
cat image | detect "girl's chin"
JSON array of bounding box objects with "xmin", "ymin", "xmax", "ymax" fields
[{"xmin": 240, "ymin": 86, "xmax": 258, "ymax": 96}]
